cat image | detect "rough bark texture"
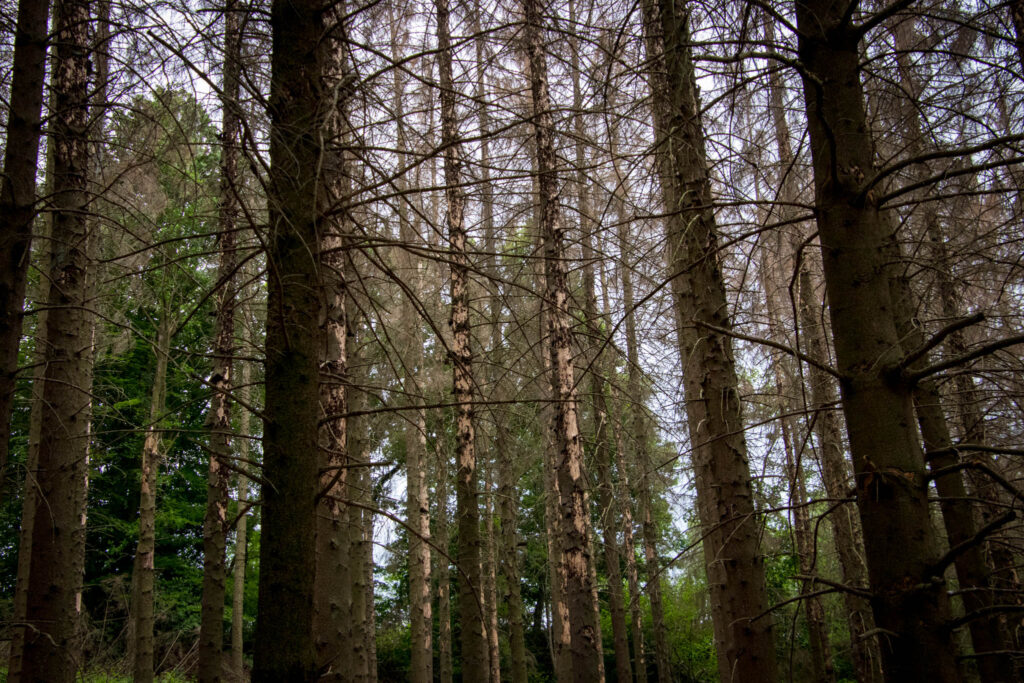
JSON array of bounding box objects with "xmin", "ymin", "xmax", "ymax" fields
[
  {"xmin": 198, "ymin": 3, "xmax": 242, "ymax": 678},
  {"xmin": 131, "ymin": 321, "xmax": 170, "ymax": 683},
  {"xmin": 0, "ymin": 0, "xmax": 50, "ymax": 496},
  {"xmin": 252, "ymin": 0, "xmax": 323, "ymax": 678},
  {"xmin": 523, "ymin": 0, "xmax": 604, "ymax": 678},
  {"xmin": 793, "ymin": 0, "xmax": 959, "ymax": 678},
  {"xmin": 642, "ymin": 1, "xmax": 776, "ymax": 680},
  {"xmin": 315, "ymin": 4, "xmax": 354, "ymax": 676},
  {"xmin": 569, "ymin": 10, "xmax": 630, "ymax": 680},
  {"xmin": 437, "ymin": 1, "xmax": 488, "ymax": 679},
  {"xmin": 11, "ymin": 0, "xmax": 93, "ymax": 678}
]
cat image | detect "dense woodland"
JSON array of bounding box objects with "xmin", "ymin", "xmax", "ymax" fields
[{"xmin": 0, "ymin": 0, "xmax": 1022, "ymax": 681}]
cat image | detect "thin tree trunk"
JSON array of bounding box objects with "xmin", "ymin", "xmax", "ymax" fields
[
  {"xmin": 473, "ymin": 13, "xmax": 527, "ymax": 678},
  {"xmin": 252, "ymin": 0, "xmax": 323, "ymax": 678},
  {"xmin": 231, "ymin": 362, "xmax": 251, "ymax": 678},
  {"xmin": 641, "ymin": 1, "xmax": 776, "ymax": 679},
  {"xmin": 567, "ymin": 5, "xmax": 629, "ymax": 679},
  {"xmin": 0, "ymin": 0, "xmax": 50, "ymax": 498},
  {"xmin": 347, "ymin": 285, "xmax": 376, "ymax": 683},
  {"xmin": 435, "ymin": 436, "xmax": 454, "ymax": 683},
  {"xmin": 523, "ymin": 0, "xmax": 604, "ymax": 678},
  {"xmin": 793, "ymin": 0, "xmax": 959, "ymax": 678},
  {"xmin": 437, "ymin": 0, "xmax": 488, "ymax": 678},
  {"xmin": 131, "ymin": 319, "xmax": 171, "ymax": 683},
  {"xmin": 608, "ymin": 119, "xmax": 649, "ymax": 683},
  {"xmin": 199, "ymin": 2, "xmax": 242, "ymax": 678},
  {"xmin": 484, "ymin": 464, "xmax": 502, "ymax": 682},
  {"xmin": 11, "ymin": 0, "xmax": 93, "ymax": 677},
  {"xmin": 392, "ymin": 14, "xmax": 433, "ymax": 679}
]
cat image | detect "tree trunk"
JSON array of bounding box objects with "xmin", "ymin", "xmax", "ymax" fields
[
  {"xmin": 522, "ymin": 0, "xmax": 604, "ymax": 678},
  {"xmin": 252, "ymin": 0, "xmax": 323, "ymax": 678},
  {"xmin": 641, "ymin": 1, "xmax": 776, "ymax": 680},
  {"xmin": 609, "ymin": 123, "xmax": 649, "ymax": 683},
  {"xmin": 199, "ymin": 2, "xmax": 242, "ymax": 678},
  {"xmin": 231, "ymin": 362, "xmax": 252, "ymax": 678},
  {"xmin": 568, "ymin": 7, "xmax": 629, "ymax": 679},
  {"xmin": 0, "ymin": 0, "xmax": 50, "ymax": 498},
  {"xmin": 437, "ymin": 1, "xmax": 488, "ymax": 678},
  {"xmin": 315, "ymin": 4, "xmax": 354, "ymax": 676},
  {"xmin": 11, "ymin": 0, "xmax": 93, "ymax": 678},
  {"xmin": 889, "ymin": 269, "xmax": 1013, "ymax": 682},
  {"xmin": 793, "ymin": 0, "xmax": 959, "ymax": 678},
  {"xmin": 473, "ymin": 12, "xmax": 527, "ymax": 678},
  {"xmin": 759, "ymin": 28, "xmax": 882, "ymax": 676},
  {"xmin": 796, "ymin": 266, "xmax": 882, "ymax": 683},
  {"xmin": 435, "ymin": 439, "xmax": 454, "ymax": 683},
  {"xmin": 131, "ymin": 319, "xmax": 171, "ymax": 683}
]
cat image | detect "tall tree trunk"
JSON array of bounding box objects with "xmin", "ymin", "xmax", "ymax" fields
[
  {"xmin": 252, "ymin": 0, "xmax": 323, "ymax": 678},
  {"xmin": 641, "ymin": 1, "xmax": 776, "ymax": 679},
  {"xmin": 6, "ymin": 115, "xmax": 56, "ymax": 681},
  {"xmin": 131, "ymin": 319, "xmax": 171, "ymax": 683},
  {"xmin": 346, "ymin": 288, "xmax": 375, "ymax": 682},
  {"xmin": 473, "ymin": 13, "xmax": 528, "ymax": 678},
  {"xmin": 0, "ymin": 0, "xmax": 50, "ymax": 498},
  {"xmin": 231, "ymin": 361, "xmax": 252, "ymax": 678},
  {"xmin": 759, "ymin": 26, "xmax": 881, "ymax": 676},
  {"xmin": 11, "ymin": 0, "xmax": 93, "ymax": 678},
  {"xmin": 757, "ymin": 233, "xmax": 833, "ymax": 680},
  {"xmin": 484, "ymin": 465, "xmax": 502, "ymax": 682},
  {"xmin": 793, "ymin": 0, "xmax": 959, "ymax": 678},
  {"xmin": 437, "ymin": 0, "xmax": 488, "ymax": 678},
  {"xmin": 608, "ymin": 120, "xmax": 650, "ymax": 683},
  {"xmin": 315, "ymin": 4, "xmax": 354, "ymax": 676},
  {"xmin": 567, "ymin": 5, "xmax": 629, "ymax": 679},
  {"xmin": 392, "ymin": 14, "xmax": 433, "ymax": 679},
  {"xmin": 886, "ymin": 22, "xmax": 1014, "ymax": 678},
  {"xmin": 435, "ymin": 439, "xmax": 454, "ymax": 683},
  {"xmin": 796, "ymin": 267, "xmax": 882, "ymax": 683},
  {"xmin": 199, "ymin": 2, "xmax": 242, "ymax": 678},
  {"xmin": 522, "ymin": 0, "xmax": 604, "ymax": 678},
  {"xmin": 889, "ymin": 269, "xmax": 1013, "ymax": 682}
]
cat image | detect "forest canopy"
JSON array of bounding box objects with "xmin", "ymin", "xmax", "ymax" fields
[{"xmin": 0, "ymin": 0, "xmax": 1022, "ymax": 681}]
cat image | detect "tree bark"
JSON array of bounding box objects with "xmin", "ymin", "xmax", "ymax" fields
[
  {"xmin": 437, "ymin": 0, "xmax": 488, "ymax": 679},
  {"xmin": 641, "ymin": 1, "xmax": 776, "ymax": 679},
  {"xmin": 252, "ymin": 0, "xmax": 323, "ymax": 678},
  {"xmin": 793, "ymin": 0, "xmax": 959, "ymax": 678},
  {"xmin": 231, "ymin": 362, "xmax": 252, "ymax": 678},
  {"xmin": 11, "ymin": 0, "xmax": 93, "ymax": 678},
  {"xmin": 199, "ymin": 3, "xmax": 242, "ymax": 678},
  {"xmin": 522, "ymin": 0, "xmax": 604, "ymax": 678},
  {"xmin": 315, "ymin": 4, "xmax": 354, "ymax": 676},
  {"xmin": 0, "ymin": 0, "xmax": 50, "ymax": 498},
  {"xmin": 131, "ymin": 319, "xmax": 171, "ymax": 683},
  {"xmin": 796, "ymin": 266, "xmax": 882, "ymax": 683}
]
